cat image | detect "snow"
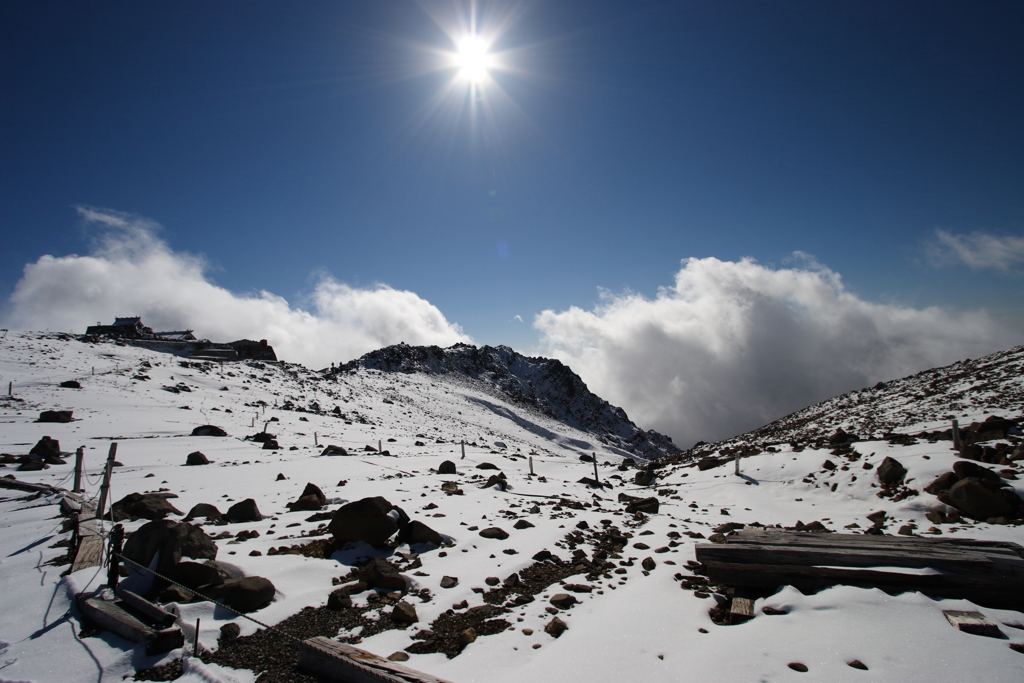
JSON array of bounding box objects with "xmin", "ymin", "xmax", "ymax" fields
[{"xmin": 0, "ymin": 331, "xmax": 1022, "ymax": 682}]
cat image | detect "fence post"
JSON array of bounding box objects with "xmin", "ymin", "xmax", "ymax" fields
[
  {"xmin": 952, "ymin": 419, "xmax": 961, "ymax": 451},
  {"xmin": 529, "ymin": 456, "xmax": 534, "ymax": 475},
  {"xmin": 315, "ymin": 432, "xmax": 318, "ymax": 446},
  {"xmin": 96, "ymin": 442, "xmax": 118, "ymax": 519},
  {"xmin": 106, "ymin": 524, "xmax": 124, "ymax": 589},
  {"xmin": 461, "ymin": 441, "xmax": 466, "ymax": 460},
  {"xmin": 592, "ymin": 453, "xmax": 599, "ymax": 483},
  {"xmin": 73, "ymin": 447, "xmax": 85, "ymax": 492}
]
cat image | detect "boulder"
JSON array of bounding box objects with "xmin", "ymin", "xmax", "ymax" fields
[
  {"xmin": 328, "ymin": 497, "xmax": 407, "ymax": 547},
  {"xmin": 391, "ymin": 601, "xmax": 418, "ymax": 625},
  {"xmin": 168, "ymin": 561, "xmax": 225, "ymax": 591},
  {"xmin": 696, "ymin": 457, "xmax": 723, "ymax": 471},
  {"xmin": 59, "ymin": 380, "xmax": 81, "ymax": 389},
  {"xmin": 952, "ymin": 461, "xmax": 1004, "ymax": 489},
  {"xmin": 113, "ymin": 492, "xmax": 184, "ymax": 520},
  {"xmin": 225, "ymin": 499, "xmax": 262, "ymax": 523},
  {"xmin": 476, "ymin": 462, "xmax": 499, "ymax": 470},
  {"xmin": 191, "ymin": 425, "xmax": 227, "ymax": 437},
  {"xmin": 876, "ymin": 457, "xmax": 907, "ymax": 484},
  {"xmin": 440, "ymin": 576, "xmax": 458, "ymax": 589},
  {"xmin": 213, "ymin": 577, "xmax": 275, "ymax": 613},
  {"xmin": 481, "ymin": 474, "xmax": 508, "ymax": 490},
  {"xmin": 625, "ymin": 497, "xmax": 660, "ymax": 514},
  {"xmin": 321, "ymin": 444, "xmax": 349, "ymax": 456},
  {"xmin": 924, "ymin": 471, "xmax": 960, "ymax": 495},
  {"xmin": 478, "ymin": 527, "xmax": 509, "ymax": 540},
  {"xmin": 185, "ymin": 451, "xmax": 210, "ymax": 466},
  {"xmin": 395, "ymin": 520, "xmax": 443, "ymax": 547},
  {"xmin": 545, "ymin": 616, "xmax": 568, "ymax": 638},
  {"xmin": 286, "ymin": 483, "xmax": 326, "ymax": 511},
  {"xmin": 38, "ymin": 410, "xmax": 73, "ymax": 423},
  {"xmin": 359, "ymin": 557, "xmax": 407, "ymax": 592},
  {"xmin": 262, "ymin": 440, "xmax": 280, "ymax": 450},
  {"xmin": 30, "ymin": 436, "xmax": 62, "ymax": 460},
  {"xmin": 220, "ymin": 623, "xmax": 241, "ymax": 640},
  {"xmin": 437, "ymin": 460, "xmax": 457, "ymax": 474},
  {"xmin": 184, "ymin": 503, "xmax": 224, "ymax": 522},
  {"xmin": 17, "ymin": 458, "xmax": 48, "ymax": 471},
  {"xmin": 327, "ymin": 589, "xmax": 353, "ymax": 610},
  {"xmin": 550, "ymin": 594, "xmax": 577, "ymax": 609},
  {"xmin": 122, "ymin": 520, "xmax": 217, "ymax": 578},
  {"xmin": 635, "ymin": 471, "xmax": 654, "ymax": 486},
  {"xmin": 828, "ymin": 428, "xmax": 854, "ymax": 445},
  {"xmin": 940, "ymin": 478, "xmax": 1021, "ymax": 520},
  {"xmin": 513, "ymin": 519, "xmax": 535, "ymax": 530}
]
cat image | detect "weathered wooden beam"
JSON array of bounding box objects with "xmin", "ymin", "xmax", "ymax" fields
[
  {"xmin": 729, "ymin": 596, "xmax": 755, "ymax": 623},
  {"xmin": 71, "ymin": 534, "xmax": 105, "ymax": 573},
  {"xmin": 298, "ymin": 637, "xmax": 455, "ymax": 683},
  {"xmin": 77, "ymin": 594, "xmax": 183, "ymax": 654},
  {"xmin": 943, "ymin": 610, "xmax": 1003, "ymax": 638},
  {"xmin": 115, "ymin": 586, "xmax": 177, "ymax": 628},
  {"xmin": 696, "ymin": 542, "xmax": 1021, "ymax": 576},
  {"xmin": 703, "ymin": 561, "xmax": 1024, "ymax": 611}
]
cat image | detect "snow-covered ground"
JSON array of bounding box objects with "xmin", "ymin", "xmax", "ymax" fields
[{"xmin": 1, "ymin": 332, "xmax": 1022, "ymax": 683}]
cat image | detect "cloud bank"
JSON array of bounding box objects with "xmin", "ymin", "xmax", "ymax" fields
[
  {"xmin": 930, "ymin": 228, "xmax": 1024, "ymax": 272},
  {"xmin": 535, "ymin": 256, "xmax": 1010, "ymax": 448},
  {"xmin": 4, "ymin": 207, "xmax": 470, "ymax": 368}
]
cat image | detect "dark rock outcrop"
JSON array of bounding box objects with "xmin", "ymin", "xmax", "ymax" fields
[
  {"xmin": 328, "ymin": 497, "xmax": 408, "ymax": 547},
  {"xmin": 122, "ymin": 520, "xmax": 217, "ymax": 578}
]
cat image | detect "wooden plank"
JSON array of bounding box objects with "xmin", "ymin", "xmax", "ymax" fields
[
  {"xmin": 728, "ymin": 530, "xmax": 1024, "ymax": 558},
  {"xmin": 729, "ymin": 596, "xmax": 755, "ymax": 622},
  {"xmin": 943, "ymin": 610, "xmax": 1004, "ymax": 638},
  {"xmin": 78, "ymin": 595, "xmax": 154, "ymax": 644},
  {"xmin": 299, "ymin": 637, "xmax": 455, "ymax": 683},
  {"xmin": 115, "ymin": 586, "xmax": 177, "ymax": 628},
  {"xmin": 71, "ymin": 535, "xmax": 105, "ymax": 573},
  {"xmin": 696, "ymin": 543, "xmax": 1013, "ymax": 575},
  {"xmin": 703, "ymin": 561, "xmax": 1024, "ymax": 611}
]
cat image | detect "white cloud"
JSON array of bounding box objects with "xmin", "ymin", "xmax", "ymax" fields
[
  {"xmin": 535, "ymin": 256, "xmax": 1010, "ymax": 447},
  {"xmin": 930, "ymin": 228, "xmax": 1024, "ymax": 271},
  {"xmin": 3, "ymin": 207, "xmax": 470, "ymax": 368},
  {"xmin": 513, "ymin": 314, "xmax": 523, "ymax": 323}
]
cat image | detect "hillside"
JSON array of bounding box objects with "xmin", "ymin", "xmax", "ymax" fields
[{"xmin": 1, "ymin": 332, "xmax": 1022, "ymax": 683}]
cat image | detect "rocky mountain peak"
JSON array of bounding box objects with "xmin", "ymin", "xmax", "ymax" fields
[{"xmin": 337, "ymin": 343, "xmax": 681, "ymax": 461}]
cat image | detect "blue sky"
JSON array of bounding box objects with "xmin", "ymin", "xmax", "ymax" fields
[{"xmin": 2, "ymin": 1, "xmax": 1023, "ymax": 443}]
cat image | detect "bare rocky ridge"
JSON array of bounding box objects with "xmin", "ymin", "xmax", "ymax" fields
[{"xmin": 333, "ymin": 342, "xmax": 681, "ymax": 461}]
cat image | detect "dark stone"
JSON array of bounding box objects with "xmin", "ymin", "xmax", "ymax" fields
[
  {"xmin": 395, "ymin": 520, "xmax": 444, "ymax": 547},
  {"xmin": 545, "ymin": 616, "xmax": 568, "ymax": 638},
  {"xmin": 391, "ymin": 601, "xmax": 418, "ymax": 624},
  {"xmin": 30, "ymin": 436, "xmax": 62, "ymax": 460},
  {"xmin": 286, "ymin": 494, "xmax": 323, "ymax": 512},
  {"xmin": 327, "ymin": 589, "xmax": 353, "ymax": 610},
  {"xmin": 359, "ymin": 558, "xmax": 407, "ymax": 592},
  {"xmin": 822, "ymin": 460, "xmax": 837, "ymax": 471},
  {"xmin": 321, "ymin": 444, "xmax": 349, "ymax": 456},
  {"xmin": 262, "ymin": 440, "xmax": 280, "ymax": 450},
  {"xmin": 17, "ymin": 458, "xmax": 47, "ymax": 471},
  {"xmin": 476, "ymin": 463, "xmax": 499, "ymax": 470},
  {"xmin": 876, "ymin": 456, "xmax": 907, "ymax": 484},
  {"xmin": 924, "ymin": 471, "xmax": 960, "ymax": 495},
  {"xmin": 625, "ymin": 497, "xmax": 660, "ymax": 514},
  {"xmin": 225, "ymin": 499, "xmax": 262, "ymax": 523},
  {"xmin": 696, "ymin": 457, "xmax": 723, "ymax": 471},
  {"xmin": 635, "ymin": 471, "xmax": 655, "ymax": 486},
  {"xmin": 940, "ymin": 477, "xmax": 1021, "ymax": 520},
  {"xmin": 440, "ymin": 576, "xmax": 458, "ymax": 589},
  {"xmin": 184, "ymin": 503, "xmax": 223, "ymax": 522},
  {"xmin": 185, "ymin": 451, "xmax": 210, "ymax": 466},
  {"xmin": 122, "ymin": 520, "xmax": 218, "ymax": 579},
  {"xmin": 828, "ymin": 428, "xmax": 854, "ymax": 444},
  {"xmin": 437, "ymin": 460, "xmax": 457, "ymax": 474},
  {"xmin": 113, "ymin": 492, "xmax": 184, "ymax": 520},
  {"xmin": 481, "ymin": 474, "xmax": 508, "ymax": 490},
  {"xmin": 328, "ymin": 496, "xmax": 407, "ymax": 547},
  {"xmin": 479, "ymin": 527, "xmax": 509, "ymax": 540},
  {"xmin": 513, "ymin": 519, "xmax": 535, "ymax": 530},
  {"xmin": 191, "ymin": 425, "xmax": 227, "ymax": 437},
  {"xmin": 220, "ymin": 623, "xmax": 241, "ymax": 640},
  {"xmin": 168, "ymin": 561, "xmax": 225, "ymax": 591},
  {"xmin": 59, "ymin": 380, "xmax": 81, "ymax": 389},
  {"xmin": 213, "ymin": 577, "xmax": 275, "ymax": 613},
  {"xmin": 550, "ymin": 593, "xmax": 577, "ymax": 609},
  {"xmin": 38, "ymin": 410, "xmax": 73, "ymax": 423},
  {"xmin": 952, "ymin": 461, "xmax": 1004, "ymax": 489},
  {"xmin": 642, "ymin": 557, "xmax": 656, "ymax": 571}
]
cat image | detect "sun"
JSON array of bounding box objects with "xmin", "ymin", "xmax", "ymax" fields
[{"xmin": 454, "ymin": 35, "xmax": 492, "ymax": 83}]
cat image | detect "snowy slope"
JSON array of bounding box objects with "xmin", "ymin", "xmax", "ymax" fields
[{"xmin": 1, "ymin": 331, "xmax": 1022, "ymax": 683}]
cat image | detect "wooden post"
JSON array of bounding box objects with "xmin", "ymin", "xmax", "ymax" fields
[
  {"xmin": 952, "ymin": 419, "xmax": 961, "ymax": 451},
  {"xmin": 106, "ymin": 524, "xmax": 124, "ymax": 590},
  {"xmin": 73, "ymin": 447, "xmax": 85, "ymax": 492},
  {"xmin": 7, "ymin": 381, "xmax": 11, "ymax": 396},
  {"xmin": 194, "ymin": 617, "xmax": 201, "ymax": 656},
  {"xmin": 593, "ymin": 453, "xmax": 599, "ymax": 483},
  {"xmin": 264, "ymin": 420, "xmax": 270, "ymax": 433},
  {"xmin": 96, "ymin": 442, "xmax": 118, "ymax": 520},
  {"xmin": 461, "ymin": 441, "xmax": 466, "ymax": 460},
  {"xmin": 315, "ymin": 432, "xmax": 319, "ymax": 446},
  {"xmin": 734, "ymin": 451, "xmax": 740, "ymax": 476},
  {"xmin": 378, "ymin": 439, "xmax": 382, "ymax": 454},
  {"xmin": 529, "ymin": 457, "xmax": 534, "ymax": 475}
]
